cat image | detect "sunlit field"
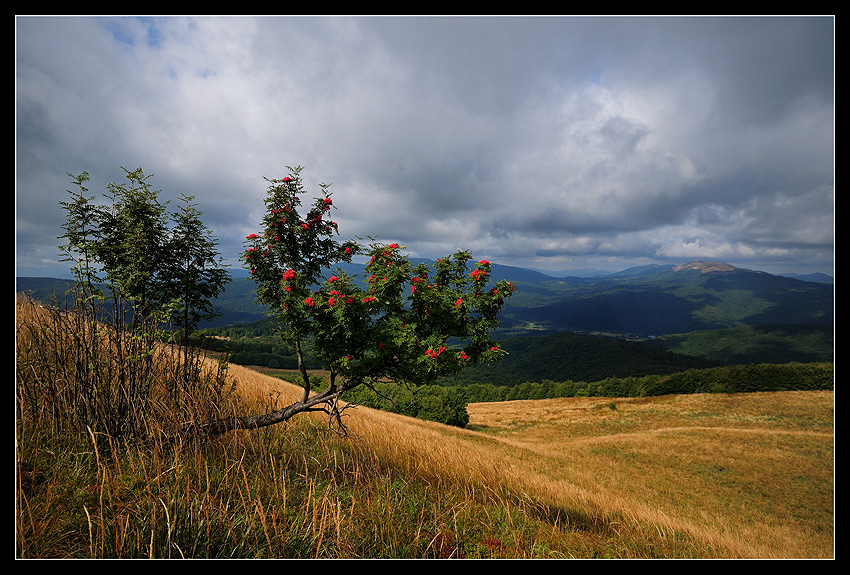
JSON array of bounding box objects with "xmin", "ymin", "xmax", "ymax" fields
[
  {"xmin": 464, "ymin": 391, "xmax": 834, "ymax": 558},
  {"xmin": 234, "ymin": 364, "xmax": 834, "ymax": 558}
]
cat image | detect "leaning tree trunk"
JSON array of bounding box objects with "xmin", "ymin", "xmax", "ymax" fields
[{"xmin": 180, "ymin": 376, "xmax": 361, "ymax": 443}]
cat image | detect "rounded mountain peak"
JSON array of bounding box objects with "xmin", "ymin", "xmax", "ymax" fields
[{"xmin": 673, "ymin": 261, "xmax": 739, "ymax": 273}]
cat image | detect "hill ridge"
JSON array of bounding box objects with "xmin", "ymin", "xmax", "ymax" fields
[{"xmin": 16, "ymin": 258, "xmax": 833, "ymax": 336}]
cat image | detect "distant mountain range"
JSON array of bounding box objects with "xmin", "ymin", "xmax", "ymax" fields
[
  {"xmin": 778, "ymin": 272, "xmax": 834, "ymax": 284},
  {"xmin": 16, "ymin": 259, "xmax": 833, "ymax": 338},
  {"xmin": 487, "ymin": 259, "xmax": 833, "ymax": 337}
]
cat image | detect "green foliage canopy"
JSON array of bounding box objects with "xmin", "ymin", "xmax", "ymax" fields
[
  {"xmin": 58, "ymin": 168, "xmax": 230, "ymax": 335},
  {"xmin": 241, "ymin": 166, "xmax": 517, "ymax": 414}
]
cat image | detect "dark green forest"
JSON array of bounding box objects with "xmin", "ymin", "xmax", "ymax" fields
[
  {"xmin": 648, "ymin": 324, "xmax": 834, "ymax": 364},
  {"xmin": 196, "ymin": 319, "xmax": 832, "ymax": 384}
]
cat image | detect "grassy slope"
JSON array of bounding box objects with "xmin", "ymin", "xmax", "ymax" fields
[
  {"xmin": 234, "ymin": 367, "xmax": 835, "ymax": 558},
  {"xmin": 17, "ymin": 356, "xmax": 834, "ymax": 558}
]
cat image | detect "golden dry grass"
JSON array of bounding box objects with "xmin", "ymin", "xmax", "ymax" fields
[
  {"xmin": 18, "ymin": 295, "xmax": 831, "ymax": 558},
  {"xmin": 467, "ymin": 392, "xmax": 834, "ymax": 558},
  {"xmin": 230, "ymin": 365, "xmax": 834, "ymax": 558}
]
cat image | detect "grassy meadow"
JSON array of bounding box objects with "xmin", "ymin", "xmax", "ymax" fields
[
  {"xmin": 466, "ymin": 391, "xmax": 834, "ymax": 558},
  {"xmin": 16, "ymin": 297, "xmax": 834, "ymax": 559}
]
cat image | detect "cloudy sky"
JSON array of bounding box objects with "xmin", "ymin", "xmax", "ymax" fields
[{"xmin": 16, "ymin": 16, "xmax": 834, "ymax": 279}]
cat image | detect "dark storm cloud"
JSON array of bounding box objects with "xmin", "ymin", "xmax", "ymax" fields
[{"xmin": 16, "ymin": 16, "xmax": 833, "ymax": 278}]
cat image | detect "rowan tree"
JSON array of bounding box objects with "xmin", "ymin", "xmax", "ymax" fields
[{"xmin": 197, "ymin": 166, "xmax": 516, "ymax": 436}]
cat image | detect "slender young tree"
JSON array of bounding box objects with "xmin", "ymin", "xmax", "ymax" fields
[
  {"xmin": 92, "ymin": 167, "xmax": 170, "ymax": 328},
  {"xmin": 192, "ymin": 166, "xmax": 516, "ymax": 437},
  {"xmin": 58, "ymin": 171, "xmax": 103, "ymax": 311},
  {"xmin": 60, "ymin": 167, "xmax": 229, "ymax": 337},
  {"xmin": 164, "ymin": 193, "xmax": 231, "ymax": 348}
]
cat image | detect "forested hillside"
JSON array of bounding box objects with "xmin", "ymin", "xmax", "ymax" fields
[
  {"xmin": 496, "ymin": 261, "xmax": 833, "ymax": 336},
  {"xmin": 438, "ymin": 331, "xmax": 718, "ymax": 387},
  {"xmin": 648, "ymin": 324, "xmax": 834, "ymax": 365},
  {"xmin": 17, "ymin": 263, "xmax": 834, "ymax": 382},
  {"xmin": 17, "ymin": 258, "xmax": 833, "ymax": 337}
]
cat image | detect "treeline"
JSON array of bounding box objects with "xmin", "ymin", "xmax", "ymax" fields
[
  {"xmin": 193, "ymin": 311, "xmax": 832, "ymax": 388},
  {"xmin": 437, "ymin": 330, "xmax": 719, "ymax": 387},
  {"xmin": 198, "ymin": 322, "xmax": 834, "ymax": 429},
  {"xmin": 267, "ymin": 362, "xmax": 833, "ymax": 428},
  {"xmin": 456, "ymin": 362, "xmax": 834, "ymax": 404},
  {"xmin": 341, "ymin": 382, "xmax": 470, "ymax": 427}
]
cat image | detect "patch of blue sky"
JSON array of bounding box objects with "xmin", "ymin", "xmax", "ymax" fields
[
  {"xmin": 103, "ymin": 16, "xmax": 164, "ymax": 49},
  {"xmin": 138, "ymin": 17, "xmax": 164, "ymax": 48}
]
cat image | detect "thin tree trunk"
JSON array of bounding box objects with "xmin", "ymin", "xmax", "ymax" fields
[{"xmin": 295, "ymin": 339, "xmax": 311, "ymax": 403}]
